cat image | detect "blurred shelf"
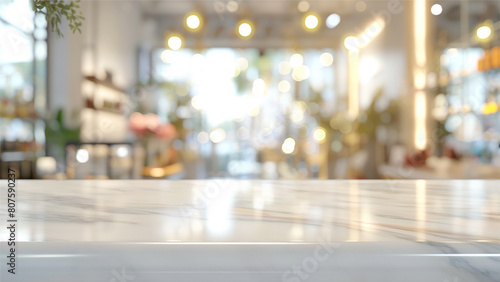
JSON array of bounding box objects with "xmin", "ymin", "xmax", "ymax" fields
[
  {"xmin": 83, "ymin": 106, "xmax": 123, "ymax": 115},
  {"xmin": 84, "ymin": 75, "xmax": 126, "ymax": 94}
]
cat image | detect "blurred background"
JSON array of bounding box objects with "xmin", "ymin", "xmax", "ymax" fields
[{"xmin": 1, "ymin": 0, "xmax": 500, "ymax": 180}]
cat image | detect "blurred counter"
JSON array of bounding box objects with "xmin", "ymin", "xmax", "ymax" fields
[
  {"xmin": 1, "ymin": 180, "xmax": 499, "ymax": 281},
  {"xmin": 380, "ymin": 157, "xmax": 500, "ymax": 179}
]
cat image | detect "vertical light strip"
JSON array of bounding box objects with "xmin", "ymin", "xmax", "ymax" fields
[
  {"xmin": 348, "ymin": 50, "xmax": 360, "ymax": 119},
  {"xmin": 415, "ymin": 91, "xmax": 427, "ymax": 150},
  {"xmin": 414, "ymin": 0, "xmax": 427, "ymax": 150},
  {"xmin": 416, "ymin": 180, "xmax": 426, "ymax": 242},
  {"xmin": 415, "ymin": 0, "xmax": 427, "ymax": 67}
]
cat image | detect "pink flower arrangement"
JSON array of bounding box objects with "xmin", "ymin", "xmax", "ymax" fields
[{"xmin": 129, "ymin": 112, "xmax": 178, "ymax": 141}]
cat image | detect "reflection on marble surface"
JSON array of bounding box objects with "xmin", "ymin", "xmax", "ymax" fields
[
  {"xmin": 2, "ymin": 180, "xmax": 499, "ymax": 243},
  {"xmin": 0, "ymin": 180, "xmax": 499, "ymax": 281}
]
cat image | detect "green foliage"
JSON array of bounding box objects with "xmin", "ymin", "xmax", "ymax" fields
[
  {"xmin": 33, "ymin": 0, "xmax": 84, "ymax": 37},
  {"xmin": 355, "ymin": 88, "xmax": 399, "ymax": 138},
  {"xmin": 45, "ymin": 109, "xmax": 81, "ymax": 160}
]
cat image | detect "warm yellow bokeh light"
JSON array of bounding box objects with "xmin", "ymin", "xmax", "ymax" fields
[
  {"xmin": 238, "ymin": 22, "xmax": 253, "ymax": 37},
  {"xmin": 210, "ymin": 128, "xmax": 226, "ymax": 143},
  {"xmin": 290, "ymin": 53, "xmax": 304, "ymax": 67},
  {"xmin": 167, "ymin": 35, "xmax": 183, "ymax": 50},
  {"xmin": 319, "ymin": 52, "xmax": 334, "ymax": 66},
  {"xmin": 186, "ymin": 14, "xmax": 201, "ymax": 30},
  {"xmin": 278, "ymin": 80, "xmax": 291, "ymax": 93},
  {"xmin": 292, "ymin": 65, "xmax": 310, "ymax": 81},
  {"xmin": 282, "ymin": 138, "xmax": 296, "ymax": 154},
  {"xmin": 304, "ymin": 14, "xmax": 319, "ymax": 30},
  {"xmin": 477, "ymin": 25, "xmax": 492, "ymax": 40},
  {"xmin": 313, "ymin": 127, "xmax": 327, "ymax": 143},
  {"xmin": 295, "ymin": 101, "xmax": 307, "ymax": 113}
]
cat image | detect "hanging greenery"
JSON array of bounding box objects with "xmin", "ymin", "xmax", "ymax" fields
[{"xmin": 32, "ymin": 0, "xmax": 84, "ymax": 37}]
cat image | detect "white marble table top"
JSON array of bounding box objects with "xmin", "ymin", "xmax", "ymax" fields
[
  {"xmin": 1, "ymin": 179, "xmax": 499, "ymax": 243},
  {"xmin": 1, "ymin": 180, "xmax": 499, "ymax": 282}
]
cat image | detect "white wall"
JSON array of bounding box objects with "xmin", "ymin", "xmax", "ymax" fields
[
  {"xmin": 358, "ymin": 11, "xmax": 408, "ymax": 111},
  {"xmin": 48, "ymin": 1, "xmax": 144, "ymax": 141}
]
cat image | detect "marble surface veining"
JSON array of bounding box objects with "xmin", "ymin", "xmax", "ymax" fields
[
  {"xmin": 1, "ymin": 180, "xmax": 499, "ymax": 243},
  {"xmin": 0, "ymin": 180, "xmax": 499, "ymax": 281}
]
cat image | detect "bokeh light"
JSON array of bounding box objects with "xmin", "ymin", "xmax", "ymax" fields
[
  {"xmin": 319, "ymin": 52, "xmax": 334, "ymax": 66},
  {"xmin": 304, "ymin": 14, "xmax": 319, "ymax": 30},
  {"xmin": 297, "ymin": 1, "xmax": 310, "ymax": 12},
  {"xmin": 477, "ymin": 25, "xmax": 492, "ymax": 40},
  {"xmin": 344, "ymin": 36, "xmax": 359, "ymax": 51},
  {"xmin": 313, "ymin": 127, "xmax": 327, "ymax": 143},
  {"xmin": 167, "ymin": 35, "xmax": 183, "ymax": 50},
  {"xmin": 210, "ymin": 128, "xmax": 226, "ymax": 143},
  {"xmin": 430, "ymin": 4, "xmax": 442, "ymax": 16},
  {"xmin": 197, "ymin": 131, "xmax": 209, "ymax": 144},
  {"xmin": 186, "ymin": 14, "xmax": 201, "ymax": 30},
  {"xmin": 290, "ymin": 53, "xmax": 304, "ymax": 67},
  {"xmin": 325, "ymin": 13, "xmax": 341, "ymax": 29},
  {"xmin": 238, "ymin": 21, "xmax": 253, "ymax": 37},
  {"xmin": 226, "ymin": 1, "xmax": 238, "ymax": 12},
  {"xmin": 282, "ymin": 138, "xmax": 296, "ymax": 154},
  {"xmin": 292, "ymin": 65, "xmax": 310, "ymax": 81},
  {"xmin": 278, "ymin": 80, "xmax": 291, "ymax": 92},
  {"xmin": 76, "ymin": 149, "xmax": 89, "ymax": 163}
]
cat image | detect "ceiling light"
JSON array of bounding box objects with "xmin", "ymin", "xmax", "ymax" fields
[
  {"xmin": 477, "ymin": 25, "xmax": 492, "ymax": 40},
  {"xmin": 326, "ymin": 13, "xmax": 341, "ymax": 29},
  {"xmin": 167, "ymin": 35, "xmax": 183, "ymax": 50},
  {"xmin": 430, "ymin": 4, "xmax": 442, "ymax": 16},
  {"xmin": 186, "ymin": 14, "xmax": 201, "ymax": 30},
  {"xmin": 304, "ymin": 14, "xmax": 319, "ymax": 30},
  {"xmin": 237, "ymin": 21, "xmax": 253, "ymax": 37}
]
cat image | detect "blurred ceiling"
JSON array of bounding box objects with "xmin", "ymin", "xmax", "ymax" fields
[
  {"xmin": 134, "ymin": 0, "xmax": 500, "ymax": 49},
  {"xmin": 140, "ymin": 0, "xmax": 396, "ymax": 48}
]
